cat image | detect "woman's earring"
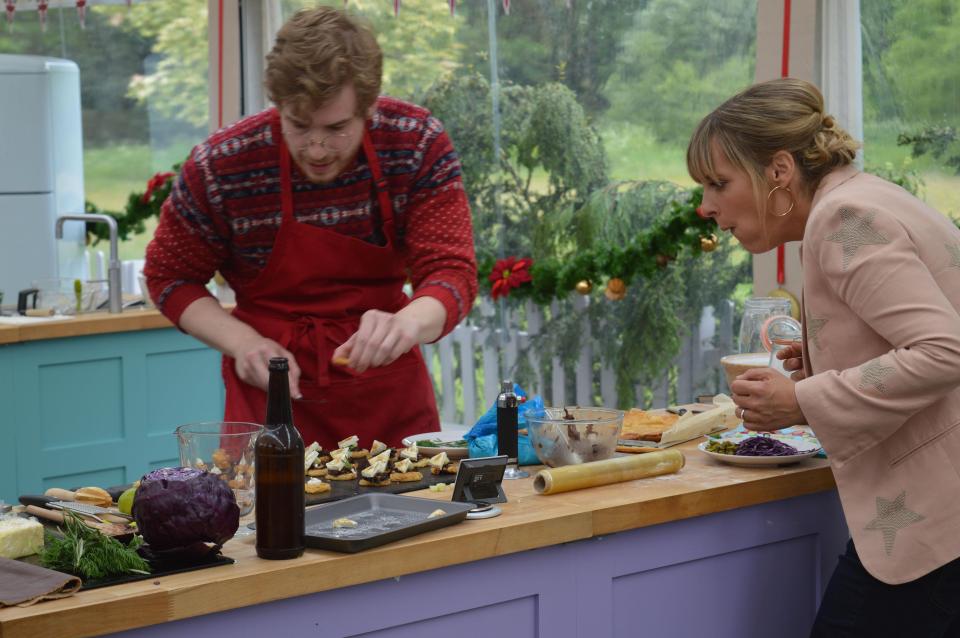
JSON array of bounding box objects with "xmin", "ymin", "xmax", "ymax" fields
[{"xmin": 766, "ymin": 185, "xmax": 796, "ymax": 218}]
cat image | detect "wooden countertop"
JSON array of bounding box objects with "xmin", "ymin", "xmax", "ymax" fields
[
  {"xmin": 0, "ymin": 443, "xmax": 837, "ymax": 638},
  {"xmin": 0, "ymin": 308, "xmax": 187, "ymax": 345},
  {"xmin": 0, "ymin": 309, "xmax": 173, "ymax": 345}
]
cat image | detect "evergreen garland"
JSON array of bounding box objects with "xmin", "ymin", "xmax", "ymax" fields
[
  {"xmin": 84, "ymin": 167, "xmax": 180, "ymax": 245},
  {"xmin": 480, "ymin": 185, "xmax": 716, "ymax": 303}
]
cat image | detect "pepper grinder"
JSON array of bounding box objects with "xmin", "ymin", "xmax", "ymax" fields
[{"xmin": 497, "ymin": 380, "xmax": 529, "ymax": 480}]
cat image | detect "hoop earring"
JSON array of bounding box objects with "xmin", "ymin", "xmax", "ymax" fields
[{"xmin": 767, "ymin": 185, "xmax": 796, "ymax": 218}]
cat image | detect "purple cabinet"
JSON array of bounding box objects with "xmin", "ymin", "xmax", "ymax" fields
[{"xmin": 104, "ymin": 490, "xmax": 847, "ymax": 638}]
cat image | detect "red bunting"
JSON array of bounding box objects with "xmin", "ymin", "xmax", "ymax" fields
[
  {"xmin": 502, "ymin": 0, "xmax": 510, "ymax": 14},
  {"xmin": 37, "ymin": 0, "xmax": 47, "ymax": 31},
  {"xmin": 393, "ymin": 0, "xmax": 399, "ymax": 17},
  {"xmin": 4, "ymin": 0, "xmax": 14, "ymax": 29},
  {"xmin": 76, "ymin": 0, "xmax": 87, "ymax": 29},
  {"xmin": 449, "ymin": 0, "xmax": 455, "ymax": 16}
]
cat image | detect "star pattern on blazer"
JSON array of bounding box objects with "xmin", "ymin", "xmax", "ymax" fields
[
  {"xmin": 858, "ymin": 359, "xmax": 896, "ymax": 394},
  {"xmin": 946, "ymin": 242, "xmax": 960, "ymax": 269},
  {"xmin": 805, "ymin": 314, "xmax": 828, "ymax": 350},
  {"xmin": 825, "ymin": 209, "xmax": 890, "ymax": 270},
  {"xmin": 865, "ymin": 491, "xmax": 924, "ymax": 556}
]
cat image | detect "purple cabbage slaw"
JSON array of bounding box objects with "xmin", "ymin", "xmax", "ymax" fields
[{"xmin": 734, "ymin": 436, "xmax": 799, "ymax": 457}]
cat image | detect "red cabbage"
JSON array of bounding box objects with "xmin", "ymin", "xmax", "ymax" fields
[
  {"xmin": 132, "ymin": 467, "xmax": 240, "ymax": 553},
  {"xmin": 734, "ymin": 437, "xmax": 799, "ymax": 457}
]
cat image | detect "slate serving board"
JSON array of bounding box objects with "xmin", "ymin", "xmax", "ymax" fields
[
  {"xmin": 304, "ymin": 468, "xmax": 455, "ymax": 506},
  {"xmin": 108, "ymin": 467, "xmax": 457, "ymax": 509},
  {"xmin": 17, "ymin": 518, "xmax": 234, "ymax": 591}
]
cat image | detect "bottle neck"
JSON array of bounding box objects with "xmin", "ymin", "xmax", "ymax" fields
[{"xmin": 265, "ymin": 369, "xmax": 293, "ymax": 427}]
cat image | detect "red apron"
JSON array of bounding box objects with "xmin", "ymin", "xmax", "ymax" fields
[{"xmin": 222, "ymin": 114, "xmax": 440, "ymax": 449}]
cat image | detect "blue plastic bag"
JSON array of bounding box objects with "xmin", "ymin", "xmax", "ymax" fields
[{"xmin": 464, "ymin": 384, "xmax": 543, "ymax": 466}]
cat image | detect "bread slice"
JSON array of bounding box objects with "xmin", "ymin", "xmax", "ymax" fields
[
  {"xmin": 359, "ymin": 476, "xmax": 392, "ymax": 487},
  {"xmin": 619, "ymin": 409, "xmax": 679, "ymax": 442},
  {"xmin": 389, "ymin": 470, "xmax": 423, "ymax": 483}
]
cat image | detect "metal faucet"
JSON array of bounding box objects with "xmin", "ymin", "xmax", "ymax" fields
[{"xmin": 55, "ymin": 214, "xmax": 122, "ymax": 314}]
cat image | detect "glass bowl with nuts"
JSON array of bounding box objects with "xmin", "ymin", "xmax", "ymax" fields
[{"xmin": 175, "ymin": 421, "xmax": 264, "ymax": 516}]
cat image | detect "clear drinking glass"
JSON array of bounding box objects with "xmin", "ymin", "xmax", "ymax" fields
[
  {"xmin": 32, "ymin": 278, "xmax": 108, "ymax": 315},
  {"xmin": 764, "ymin": 315, "xmax": 803, "ymax": 377},
  {"xmin": 738, "ymin": 297, "xmax": 793, "ymax": 354},
  {"xmin": 175, "ymin": 422, "xmax": 264, "ymax": 517}
]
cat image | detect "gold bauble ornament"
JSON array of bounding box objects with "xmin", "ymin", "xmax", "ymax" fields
[
  {"xmin": 604, "ymin": 277, "xmax": 627, "ymax": 301},
  {"xmin": 575, "ymin": 280, "xmax": 592, "ymax": 295},
  {"xmin": 700, "ymin": 234, "xmax": 718, "ymax": 252}
]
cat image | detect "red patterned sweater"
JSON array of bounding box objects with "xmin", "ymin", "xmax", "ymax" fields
[{"xmin": 144, "ymin": 97, "xmax": 477, "ymax": 338}]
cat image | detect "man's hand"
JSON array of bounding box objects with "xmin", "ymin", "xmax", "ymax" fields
[
  {"xmin": 730, "ymin": 367, "xmax": 806, "ymax": 431},
  {"xmin": 332, "ymin": 297, "xmax": 447, "ymax": 373},
  {"xmin": 178, "ymin": 296, "xmax": 303, "ymax": 398},
  {"xmin": 231, "ymin": 335, "xmax": 302, "ymax": 398},
  {"xmin": 332, "ymin": 309, "xmax": 420, "ymax": 374}
]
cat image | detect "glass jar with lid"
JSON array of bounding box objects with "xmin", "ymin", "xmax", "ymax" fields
[{"xmin": 738, "ymin": 297, "xmax": 793, "ymax": 355}]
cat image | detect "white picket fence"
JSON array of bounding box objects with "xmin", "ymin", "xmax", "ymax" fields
[{"xmin": 422, "ymin": 298, "xmax": 736, "ymax": 428}]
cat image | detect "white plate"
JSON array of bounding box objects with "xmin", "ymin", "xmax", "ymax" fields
[
  {"xmin": 698, "ymin": 434, "xmax": 821, "ymax": 467},
  {"xmin": 401, "ymin": 429, "xmax": 470, "ymax": 459}
]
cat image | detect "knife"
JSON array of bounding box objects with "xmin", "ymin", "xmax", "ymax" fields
[
  {"xmin": 20, "ymin": 494, "xmax": 105, "ymax": 522},
  {"xmin": 23, "ymin": 505, "xmax": 133, "ymax": 538},
  {"xmin": 19, "ymin": 494, "xmax": 59, "ymax": 509},
  {"xmin": 19, "ymin": 495, "xmax": 132, "ymax": 523}
]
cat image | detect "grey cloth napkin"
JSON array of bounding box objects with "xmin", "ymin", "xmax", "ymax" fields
[{"xmin": 0, "ymin": 557, "xmax": 81, "ymax": 607}]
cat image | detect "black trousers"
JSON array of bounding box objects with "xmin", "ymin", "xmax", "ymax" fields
[{"xmin": 811, "ymin": 539, "xmax": 960, "ymax": 637}]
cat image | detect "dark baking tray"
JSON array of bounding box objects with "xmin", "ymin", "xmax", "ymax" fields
[{"xmin": 302, "ymin": 493, "xmax": 473, "ymax": 553}]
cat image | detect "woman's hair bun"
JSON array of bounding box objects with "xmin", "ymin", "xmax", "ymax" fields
[{"xmin": 805, "ymin": 113, "xmax": 858, "ymax": 172}]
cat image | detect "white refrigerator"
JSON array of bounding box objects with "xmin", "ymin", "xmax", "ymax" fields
[{"xmin": 0, "ymin": 54, "xmax": 86, "ymax": 307}]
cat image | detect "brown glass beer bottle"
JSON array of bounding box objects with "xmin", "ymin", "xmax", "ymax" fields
[{"xmin": 255, "ymin": 357, "xmax": 305, "ymax": 559}]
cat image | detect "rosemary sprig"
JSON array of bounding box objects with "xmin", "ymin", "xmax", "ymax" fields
[{"xmin": 40, "ymin": 512, "xmax": 150, "ymax": 581}]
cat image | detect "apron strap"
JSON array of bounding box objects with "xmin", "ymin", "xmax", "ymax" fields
[
  {"xmin": 362, "ymin": 130, "xmax": 397, "ymax": 241},
  {"xmin": 278, "ymin": 120, "xmax": 295, "ymax": 222}
]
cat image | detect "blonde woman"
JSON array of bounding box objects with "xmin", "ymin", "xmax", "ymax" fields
[
  {"xmin": 688, "ymin": 78, "xmax": 960, "ymax": 636},
  {"xmin": 145, "ymin": 6, "xmax": 476, "ymax": 449}
]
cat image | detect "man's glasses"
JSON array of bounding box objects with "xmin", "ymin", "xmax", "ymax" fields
[{"xmin": 283, "ymin": 127, "xmax": 352, "ymax": 152}]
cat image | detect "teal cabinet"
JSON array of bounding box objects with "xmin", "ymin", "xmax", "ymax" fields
[{"xmin": 0, "ymin": 329, "xmax": 224, "ymax": 503}]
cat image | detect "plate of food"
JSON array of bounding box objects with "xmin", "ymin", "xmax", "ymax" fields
[
  {"xmin": 698, "ymin": 432, "xmax": 822, "ymax": 467},
  {"xmin": 401, "ymin": 428, "xmax": 471, "ymax": 459}
]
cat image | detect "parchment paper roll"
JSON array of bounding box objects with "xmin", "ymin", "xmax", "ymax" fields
[{"xmin": 533, "ymin": 449, "xmax": 685, "ymax": 495}]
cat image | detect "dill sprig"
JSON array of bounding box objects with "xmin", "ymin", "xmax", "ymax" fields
[{"xmin": 40, "ymin": 512, "xmax": 151, "ymax": 581}]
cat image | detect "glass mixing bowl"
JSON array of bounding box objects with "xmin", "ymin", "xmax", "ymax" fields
[
  {"xmin": 525, "ymin": 407, "xmax": 624, "ymax": 467},
  {"xmin": 175, "ymin": 422, "xmax": 264, "ymax": 516}
]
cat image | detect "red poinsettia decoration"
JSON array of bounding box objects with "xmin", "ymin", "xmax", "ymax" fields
[
  {"xmin": 488, "ymin": 256, "xmax": 532, "ymax": 300},
  {"xmin": 141, "ymin": 171, "xmax": 176, "ymax": 204}
]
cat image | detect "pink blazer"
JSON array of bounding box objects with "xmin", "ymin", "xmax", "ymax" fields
[{"xmin": 795, "ymin": 165, "xmax": 960, "ymax": 584}]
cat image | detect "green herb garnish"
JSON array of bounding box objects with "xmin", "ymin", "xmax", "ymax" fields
[
  {"xmin": 40, "ymin": 511, "xmax": 150, "ymax": 581},
  {"xmin": 74, "ymin": 279, "xmax": 83, "ymax": 314},
  {"xmin": 416, "ymin": 439, "xmax": 468, "ymax": 448}
]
